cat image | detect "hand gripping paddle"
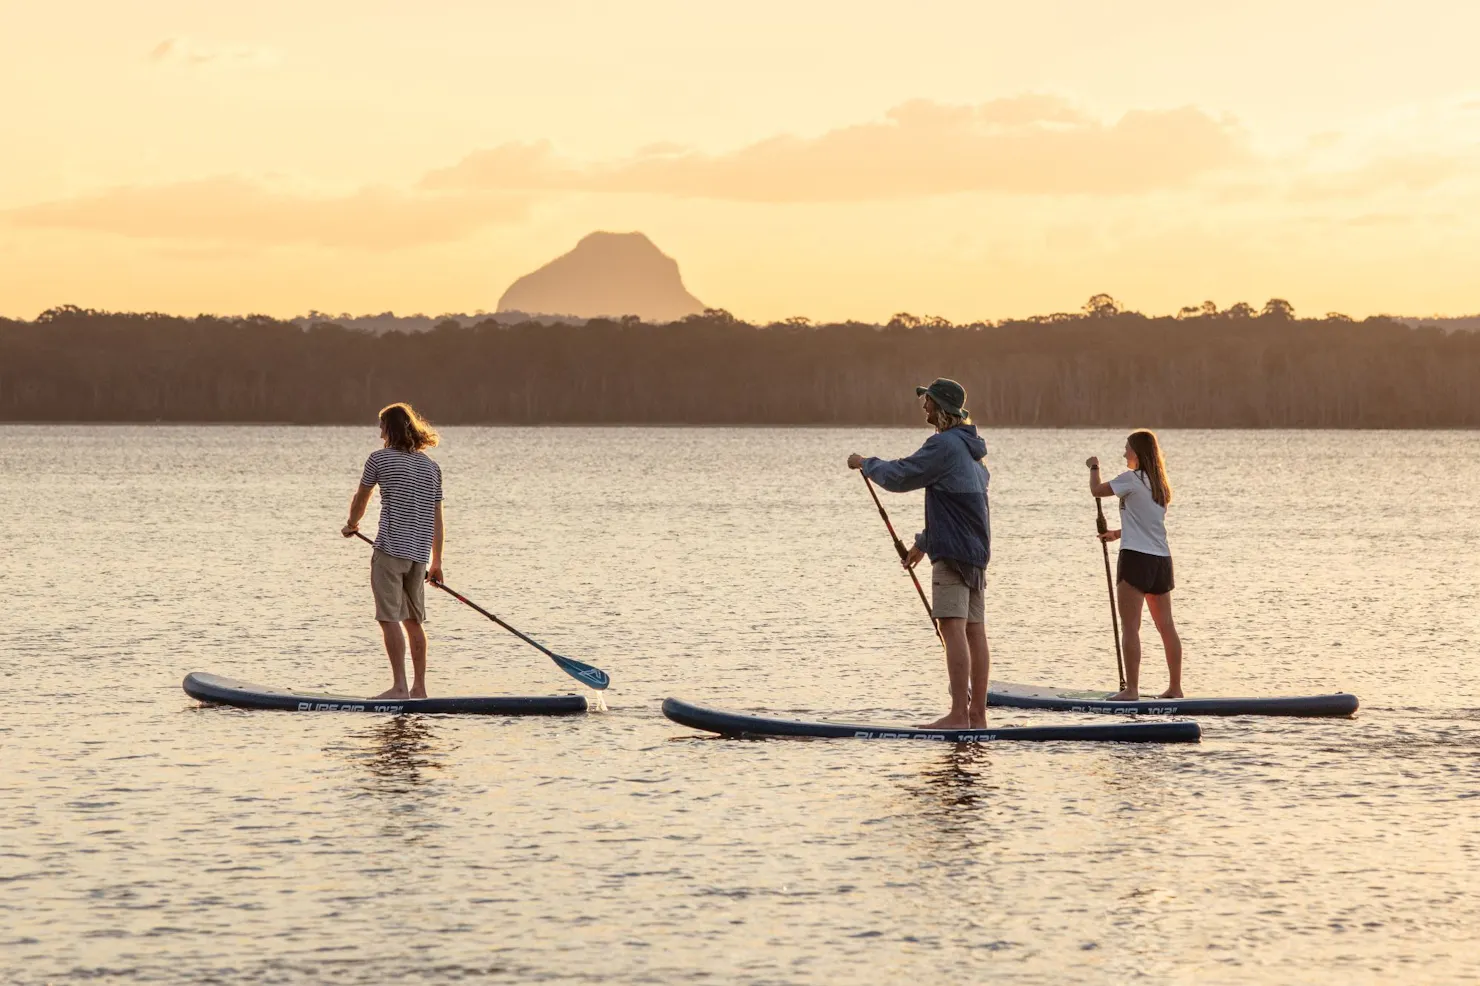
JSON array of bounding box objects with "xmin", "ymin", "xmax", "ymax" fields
[{"xmin": 353, "ymin": 532, "xmax": 610, "ymax": 690}]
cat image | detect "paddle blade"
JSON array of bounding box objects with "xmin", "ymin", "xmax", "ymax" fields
[{"xmin": 552, "ymin": 653, "xmax": 611, "ymax": 690}]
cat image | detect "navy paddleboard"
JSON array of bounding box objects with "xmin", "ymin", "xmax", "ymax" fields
[
  {"xmin": 988, "ymin": 681, "xmax": 1358, "ymax": 718},
  {"xmin": 184, "ymin": 672, "xmax": 587, "ymax": 715},
  {"xmin": 662, "ymin": 697, "xmax": 1199, "ymax": 743}
]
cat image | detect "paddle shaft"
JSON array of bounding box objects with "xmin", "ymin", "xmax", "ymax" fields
[
  {"xmin": 862, "ymin": 474, "xmax": 944, "ymax": 647},
  {"xmin": 351, "ymin": 531, "xmax": 609, "ymax": 688},
  {"xmin": 1095, "ymin": 497, "xmax": 1127, "ymax": 691},
  {"xmin": 354, "ymin": 530, "xmax": 542, "ymax": 643}
]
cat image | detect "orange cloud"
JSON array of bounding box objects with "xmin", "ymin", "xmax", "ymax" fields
[
  {"xmin": 422, "ymin": 97, "xmax": 1248, "ymax": 201},
  {"xmin": 4, "ymin": 178, "xmax": 526, "ymax": 249},
  {"xmin": 147, "ymin": 37, "xmax": 281, "ymax": 69}
]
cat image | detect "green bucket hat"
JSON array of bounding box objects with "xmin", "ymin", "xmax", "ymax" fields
[{"xmin": 915, "ymin": 377, "xmax": 967, "ymax": 418}]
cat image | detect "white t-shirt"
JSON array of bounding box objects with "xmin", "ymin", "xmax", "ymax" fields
[{"xmin": 1108, "ymin": 469, "xmax": 1170, "ymax": 557}]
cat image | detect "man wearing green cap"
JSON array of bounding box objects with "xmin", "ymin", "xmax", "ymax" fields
[{"xmin": 847, "ymin": 378, "xmax": 991, "ymax": 728}]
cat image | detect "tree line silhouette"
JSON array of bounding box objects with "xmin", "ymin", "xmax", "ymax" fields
[{"xmin": 2, "ymin": 298, "xmax": 1477, "ymax": 426}]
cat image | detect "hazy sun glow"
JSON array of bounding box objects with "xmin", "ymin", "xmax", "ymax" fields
[{"xmin": 3, "ymin": 0, "xmax": 1478, "ymax": 321}]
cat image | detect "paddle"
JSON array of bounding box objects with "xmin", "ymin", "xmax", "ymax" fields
[
  {"xmin": 352, "ymin": 531, "xmax": 610, "ymax": 690},
  {"xmin": 1094, "ymin": 497, "xmax": 1127, "ymax": 692},
  {"xmin": 861, "ymin": 474, "xmax": 945, "ymax": 649}
]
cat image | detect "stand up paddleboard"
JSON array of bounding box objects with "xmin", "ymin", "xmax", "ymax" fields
[
  {"xmin": 988, "ymin": 682, "xmax": 1358, "ymax": 718},
  {"xmin": 663, "ymin": 697, "xmax": 1199, "ymax": 743},
  {"xmin": 183, "ymin": 672, "xmax": 587, "ymax": 715}
]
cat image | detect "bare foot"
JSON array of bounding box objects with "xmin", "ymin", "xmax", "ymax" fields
[
  {"xmin": 409, "ymin": 685, "xmax": 428, "ymax": 699},
  {"xmin": 374, "ymin": 686, "xmax": 410, "ymax": 700},
  {"xmin": 1104, "ymin": 690, "xmax": 1140, "ymax": 702},
  {"xmin": 968, "ymin": 710, "xmax": 987, "ymax": 729},
  {"xmin": 922, "ymin": 713, "xmax": 972, "ymax": 729},
  {"xmin": 1157, "ymin": 688, "xmax": 1184, "ymax": 699}
]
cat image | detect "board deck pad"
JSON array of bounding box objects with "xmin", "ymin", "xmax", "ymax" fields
[
  {"xmin": 662, "ymin": 697, "xmax": 1200, "ymax": 743},
  {"xmin": 183, "ymin": 672, "xmax": 588, "ymax": 715},
  {"xmin": 988, "ymin": 681, "xmax": 1359, "ymax": 718}
]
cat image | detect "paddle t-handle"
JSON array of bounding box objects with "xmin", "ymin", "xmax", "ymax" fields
[
  {"xmin": 350, "ymin": 531, "xmax": 610, "ymax": 690},
  {"xmin": 1093, "ymin": 495, "xmax": 1127, "ymax": 691}
]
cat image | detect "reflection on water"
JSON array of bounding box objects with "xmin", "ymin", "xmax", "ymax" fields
[
  {"xmin": 338, "ymin": 716, "xmax": 448, "ymax": 794},
  {"xmin": 891, "ymin": 744, "xmax": 1002, "ymax": 867},
  {"xmin": 914, "ymin": 744, "xmax": 994, "ymax": 825},
  {"xmin": 327, "ymin": 716, "xmax": 454, "ymax": 843}
]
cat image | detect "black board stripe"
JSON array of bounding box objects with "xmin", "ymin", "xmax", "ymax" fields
[
  {"xmin": 987, "ymin": 682, "xmax": 1359, "ymax": 718},
  {"xmin": 183, "ymin": 672, "xmax": 587, "ymax": 715},
  {"xmin": 662, "ymin": 698, "xmax": 1200, "ymax": 743}
]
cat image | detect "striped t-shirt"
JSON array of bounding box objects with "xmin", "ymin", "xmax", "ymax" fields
[{"xmin": 360, "ymin": 448, "xmax": 443, "ymax": 563}]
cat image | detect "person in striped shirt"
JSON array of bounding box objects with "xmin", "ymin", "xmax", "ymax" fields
[{"xmin": 341, "ymin": 403, "xmax": 445, "ymax": 699}]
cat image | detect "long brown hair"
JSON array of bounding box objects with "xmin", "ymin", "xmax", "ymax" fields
[
  {"xmin": 379, "ymin": 402, "xmax": 439, "ymax": 453},
  {"xmin": 1127, "ymin": 429, "xmax": 1172, "ymax": 507}
]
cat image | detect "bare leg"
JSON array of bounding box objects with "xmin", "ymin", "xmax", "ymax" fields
[
  {"xmin": 924, "ymin": 618, "xmax": 972, "ymax": 729},
  {"xmin": 1105, "ymin": 582, "xmax": 1145, "ymax": 701},
  {"xmin": 403, "ymin": 619, "xmax": 428, "ymax": 698},
  {"xmin": 375, "ymin": 620, "xmax": 410, "ymax": 699},
  {"xmin": 966, "ymin": 621, "xmax": 990, "ymax": 728},
  {"xmin": 1145, "ymin": 592, "xmax": 1183, "ymax": 698}
]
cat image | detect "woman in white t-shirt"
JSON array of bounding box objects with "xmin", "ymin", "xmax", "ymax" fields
[{"xmin": 1086, "ymin": 429, "xmax": 1183, "ymax": 700}]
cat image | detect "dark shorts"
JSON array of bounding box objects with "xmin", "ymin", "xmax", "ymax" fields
[{"xmin": 1117, "ymin": 548, "xmax": 1175, "ymax": 595}]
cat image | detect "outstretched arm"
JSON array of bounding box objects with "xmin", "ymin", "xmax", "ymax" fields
[
  {"xmin": 1086, "ymin": 457, "xmax": 1115, "ymax": 498},
  {"xmin": 852, "ymin": 436, "xmax": 947, "ymax": 493},
  {"xmin": 341, "ymin": 484, "xmax": 374, "ymax": 537},
  {"xmin": 849, "ymin": 452, "xmax": 932, "ymax": 565}
]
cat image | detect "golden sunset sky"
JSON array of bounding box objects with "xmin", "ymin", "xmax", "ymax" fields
[{"xmin": 3, "ymin": 0, "xmax": 1477, "ymax": 322}]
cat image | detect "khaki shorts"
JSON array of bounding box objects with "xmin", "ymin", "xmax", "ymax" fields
[
  {"xmin": 931, "ymin": 559, "xmax": 985, "ymax": 624},
  {"xmin": 371, "ymin": 549, "xmax": 427, "ymax": 624}
]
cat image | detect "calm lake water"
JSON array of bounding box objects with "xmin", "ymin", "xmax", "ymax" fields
[{"xmin": 2, "ymin": 426, "xmax": 1477, "ymax": 985}]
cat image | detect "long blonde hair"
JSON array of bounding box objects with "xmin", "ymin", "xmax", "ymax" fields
[
  {"xmin": 938, "ymin": 413, "xmax": 971, "ymax": 432},
  {"xmin": 1127, "ymin": 429, "xmax": 1172, "ymax": 507},
  {"xmin": 379, "ymin": 402, "xmax": 439, "ymax": 453},
  {"xmin": 926, "ymin": 396, "xmax": 971, "ymax": 433}
]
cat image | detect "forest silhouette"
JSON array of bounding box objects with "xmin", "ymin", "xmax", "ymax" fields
[{"xmin": 2, "ymin": 297, "xmax": 1476, "ymax": 427}]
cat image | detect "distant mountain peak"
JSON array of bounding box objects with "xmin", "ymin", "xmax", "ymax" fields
[
  {"xmin": 496, "ymin": 231, "xmax": 706, "ymax": 322},
  {"xmin": 578, "ymin": 230, "xmax": 647, "ymax": 248}
]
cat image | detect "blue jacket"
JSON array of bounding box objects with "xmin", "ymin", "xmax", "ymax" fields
[{"xmin": 862, "ymin": 425, "xmax": 991, "ymax": 570}]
